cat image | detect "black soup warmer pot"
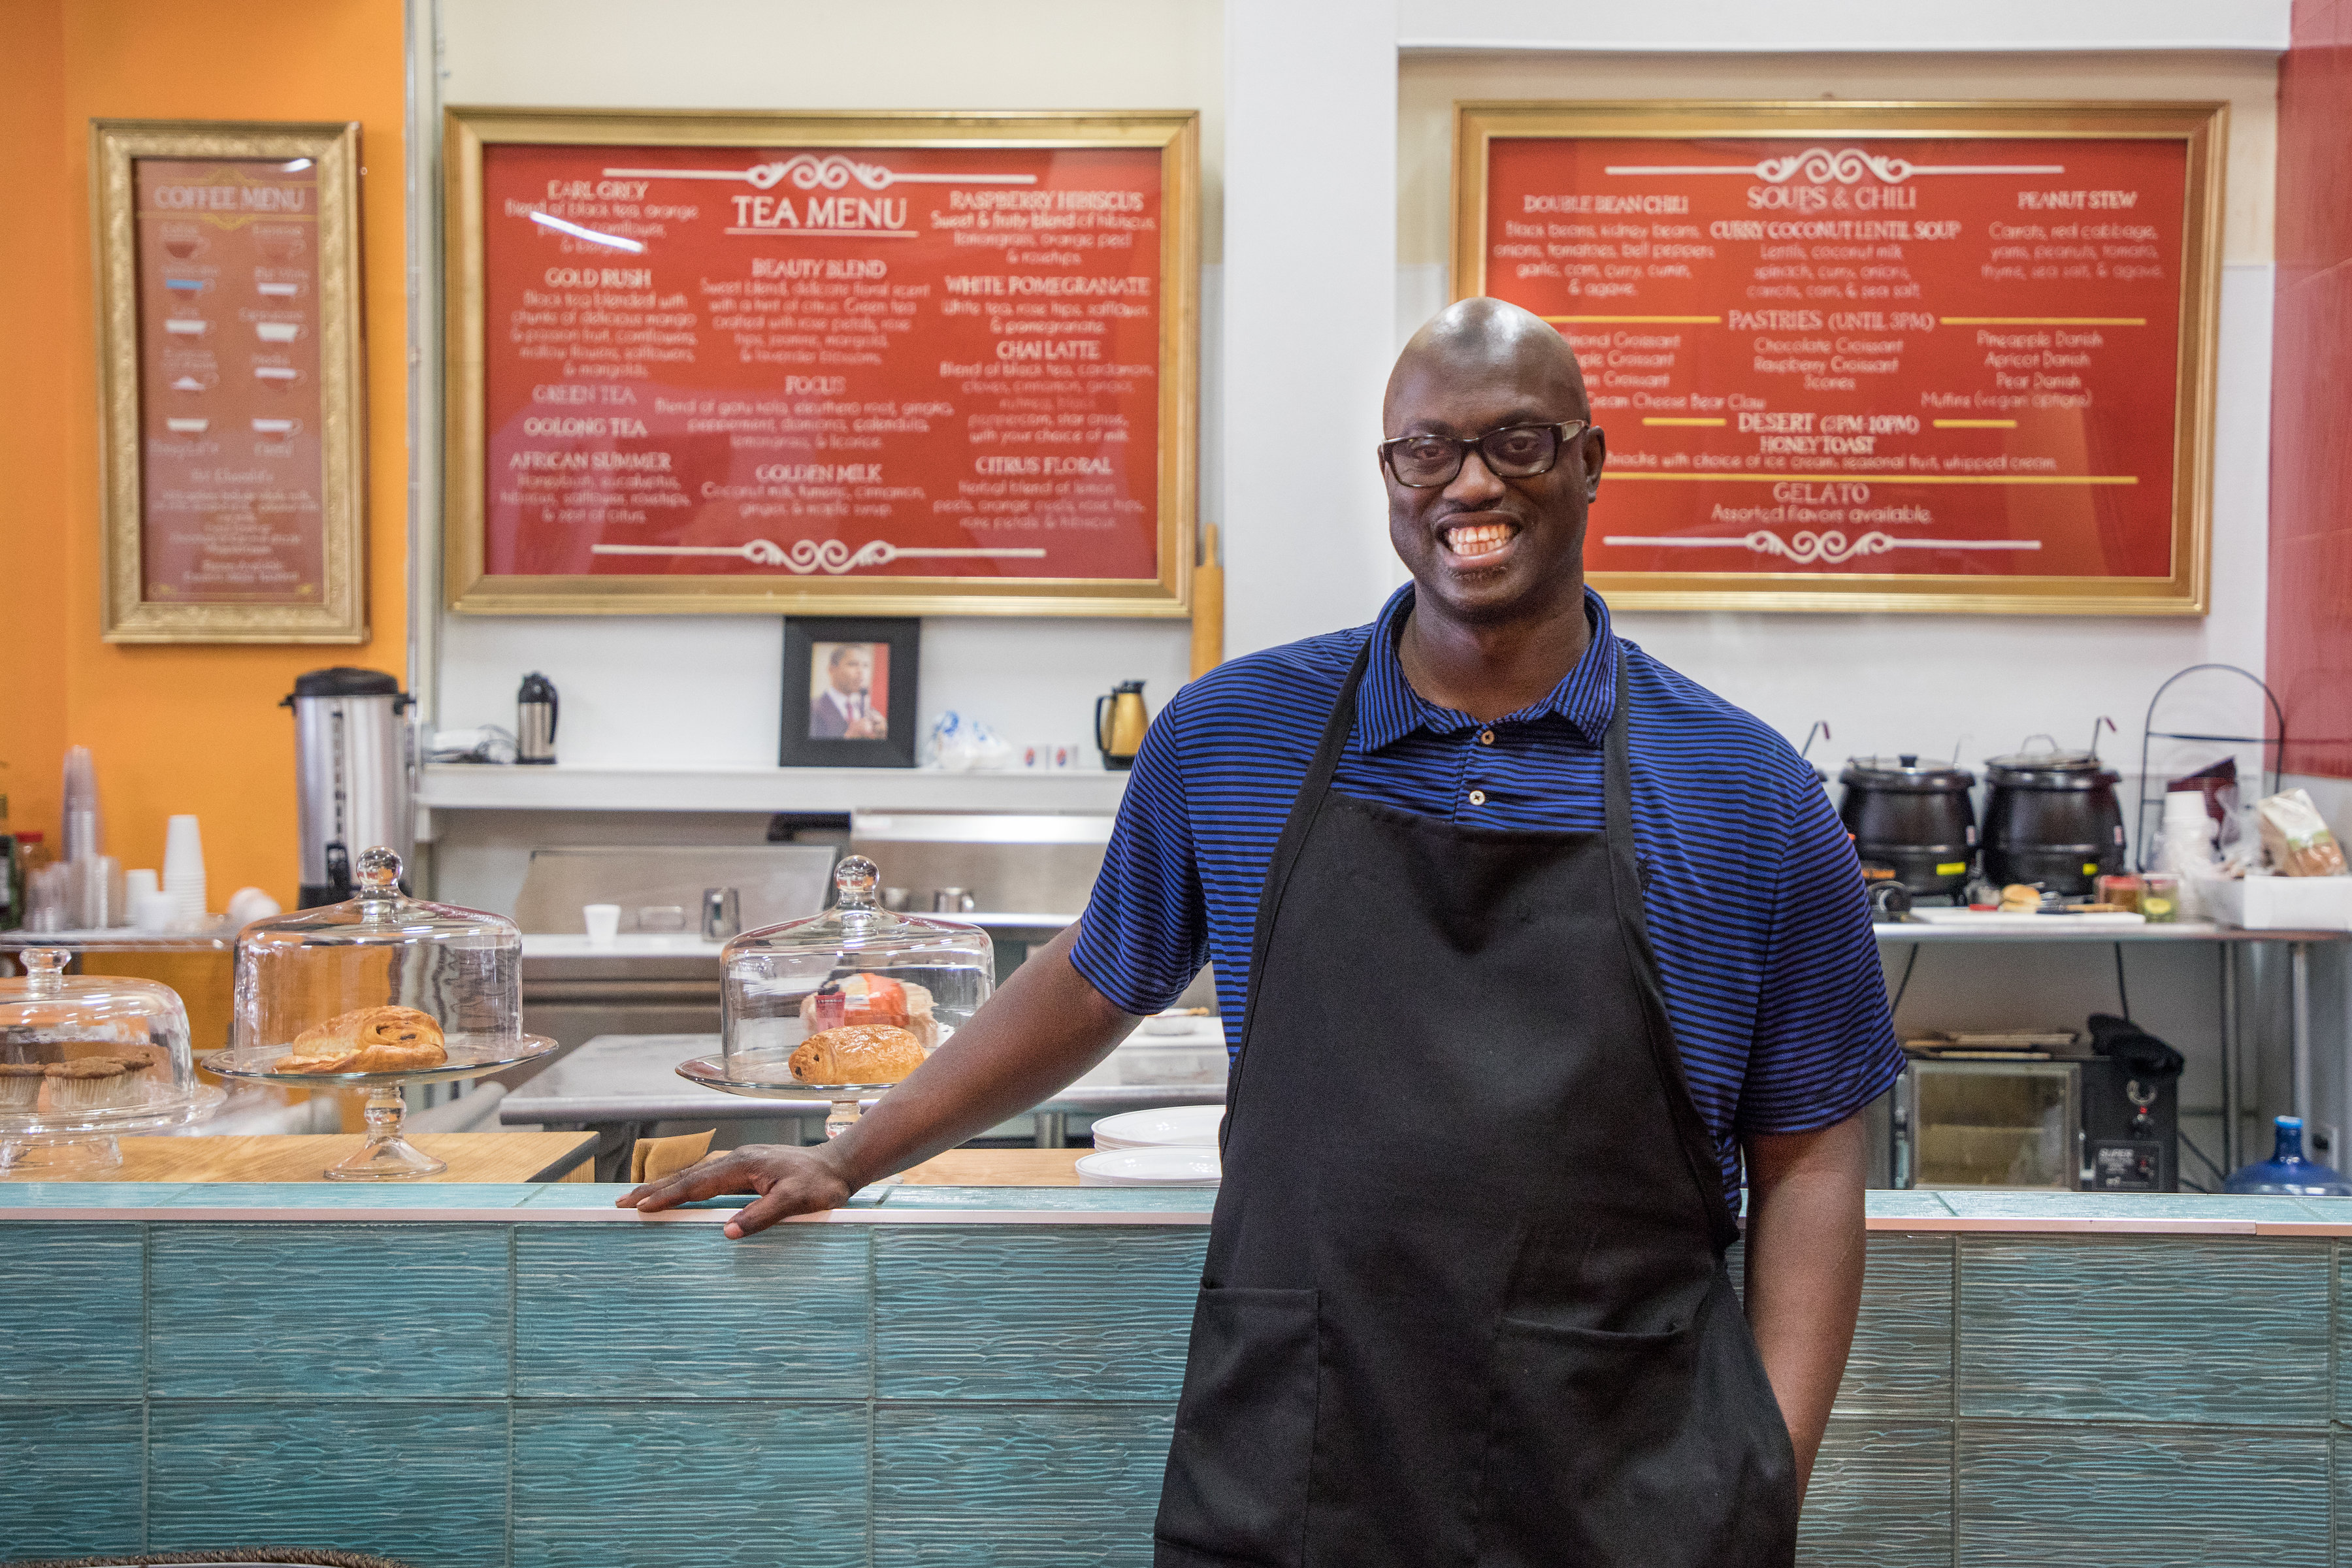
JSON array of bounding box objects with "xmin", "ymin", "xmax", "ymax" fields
[
  {"xmin": 1837, "ymin": 756, "xmax": 1978, "ymax": 898},
  {"xmin": 1982, "ymin": 748, "xmax": 2126, "ymax": 894}
]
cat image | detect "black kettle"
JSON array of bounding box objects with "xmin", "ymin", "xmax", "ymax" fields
[
  {"xmin": 1982, "ymin": 730, "xmax": 2124, "ymax": 894},
  {"xmin": 1837, "ymin": 755, "xmax": 1978, "ymax": 897}
]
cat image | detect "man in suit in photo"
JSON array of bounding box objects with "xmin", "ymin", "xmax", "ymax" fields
[{"xmin": 811, "ymin": 643, "xmax": 886, "ymax": 740}]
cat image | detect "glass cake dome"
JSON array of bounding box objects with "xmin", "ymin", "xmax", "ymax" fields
[
  {"xmin": 705, "ymin": 855, "xmax": 992, "ymax": 1118},
  {"xmin": 207, "ymin": 848, "xmax": 550, "ymax": 1181},
  {"xmin": 229, "ymin": 847, "xmax": 523, "ymax": 1062},
  {"xmin": 0, "ymin": 947, "xmax": 215, "ymax": 1169}
]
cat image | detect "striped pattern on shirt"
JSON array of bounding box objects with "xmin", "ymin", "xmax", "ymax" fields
[{"xmin": 1069, "ymin": 584, "xmax": 1903, "ymax": 1200}]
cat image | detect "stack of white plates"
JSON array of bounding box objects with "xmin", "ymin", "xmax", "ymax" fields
[
  {"xmin": 1075, "ymin": 1146, "xmax": 1221, "ymax": 1186},
  {"xmin": 1089, "ymin": 1104, "xmax": 1224, "ymax": 1150}
]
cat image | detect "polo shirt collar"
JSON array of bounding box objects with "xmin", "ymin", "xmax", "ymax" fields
[{"xmin": 1356, "ymin": 583, "xmax": 1618, "ymax": 751}]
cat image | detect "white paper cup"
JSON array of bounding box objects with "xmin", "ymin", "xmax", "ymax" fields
[
  {"xmin": 163, "ymin": 815, "xmax": 206, "ymax": 919},
  {"xmin": 124, "ymin": 868, "xmax": 161, "ymax": 901},
  {"xmin": 2163, "ymin": 791, "xmax": 2210, "ymax": 825},
  {"xmin": 583, "ymin": 904, "xmax": 621, "ymax": 943}
]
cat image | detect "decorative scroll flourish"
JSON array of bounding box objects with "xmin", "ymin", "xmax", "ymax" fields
[
  {"xmin": 1601, "ymin": 149, "xmax": 2066, "ymax": 184},
  {"xmin": 601, "ymin": 157, "xmax": 1037, "ymax": 190},
  {"xmin": 1755, "ymin": 148, "xmax": 1916, "ymax": 185},
  {"xmin": 591, "ymin": 539, "xmax": 1049, "ymax": 574},
  {"xmin": 1602, "ymin": 532, "xmax": 2042, "ymax": 566},
  {"xmin": 748, "ymin": 154, "xmax": 892, "ymax": 192}
]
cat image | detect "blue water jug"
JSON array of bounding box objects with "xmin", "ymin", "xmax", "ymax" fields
[{"xmin": 2223, "ymin": 1115, "xmax": 2352, "ymax": 1197}]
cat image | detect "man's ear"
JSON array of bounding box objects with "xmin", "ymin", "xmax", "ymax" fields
[{"xmin": 1581, "ymin": 425, "xmax": 1607, "ymax": 503}]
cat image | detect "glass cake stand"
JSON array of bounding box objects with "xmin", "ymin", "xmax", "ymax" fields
[
  {"xmin": 674, "ymin": 1052, "xmax": 896, "ymax": 1141},
  {"xmin": 201, "ymin": 1039, "xmax": 555, "ymax": 1179},
  {"xmin": 0, "ymin": 1090, "xmax": 227, "ymax": 1173}
]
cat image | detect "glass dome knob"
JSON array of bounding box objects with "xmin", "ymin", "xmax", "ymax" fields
[
  {"xmin": 834, "ymin": 855, "xmax": 879, "ymax": 909},
  {"xmin": 21, "ymin": 949, "xmax": 67, "ymax": 994},
  {"xmin": 355, "ymin": 847, "xmax": 403, "ymax": 891}
]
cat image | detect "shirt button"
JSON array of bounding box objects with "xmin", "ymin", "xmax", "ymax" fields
[
  {"xmin": 1467, "ymin": 789, "xmax": 1488, "ymax": 807},
  {"xmin": 1477, "ymin": 729, "xmax": 1495, "ymax": 745}
]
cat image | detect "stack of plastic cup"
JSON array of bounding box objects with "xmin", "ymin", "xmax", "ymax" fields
[
  {"xmin": 125, "ymin": 868, "xmax": 174, "ymax": 932},
  {"xmin": 163, "ymin": 815, "xmax": 208, "ymax": 925},
  {"xmin": 2154, "ymin": 791, "xmax": 2217, "ymax": 874}
]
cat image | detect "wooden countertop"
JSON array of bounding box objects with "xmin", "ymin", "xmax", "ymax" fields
[
  {"xmin": 900, "ymin": 1147, "xmax": 1091, "ymax": 1186},
  {"xmin": 2, "ymin": 1131, "xmax": 599, "ymax": 1184}
]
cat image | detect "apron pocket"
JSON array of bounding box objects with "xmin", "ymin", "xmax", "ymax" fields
[
  {"xmin": 1154, "ymin": 1285, "xmax": 1319, "ymax": 1567},
  {"xmin": 1475, "ymin": 1315, "xmax": 1733, "ymax": 1568}
]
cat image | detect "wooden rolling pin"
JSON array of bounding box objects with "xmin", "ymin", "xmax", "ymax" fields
[{"xmin": 1190, "ymin": 522, "xmax": 1224, "ymax": 679}]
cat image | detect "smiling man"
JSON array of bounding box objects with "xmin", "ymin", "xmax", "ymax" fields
[{"xmin": 626, "ymin": 298, "xmax": 1903, "ymax": 1567}]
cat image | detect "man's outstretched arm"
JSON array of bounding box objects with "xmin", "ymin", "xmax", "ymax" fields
[{"xmin": 621, "ymin": 922, "xmax": 1140, "ymax": 1236}]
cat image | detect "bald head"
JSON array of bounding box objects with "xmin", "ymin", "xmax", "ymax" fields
[
  {"xmin": 1378, "ymin": 296, "xmax": 1607, "ymax": 634},
  {"xmin": 1384, "ymin": 297, "xmax": 1589, "ymax": 429}
]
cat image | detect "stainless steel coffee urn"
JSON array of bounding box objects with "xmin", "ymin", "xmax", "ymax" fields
[{"xmin": 282, "ymin": 668, "xmax": 416, "ymax": 908}]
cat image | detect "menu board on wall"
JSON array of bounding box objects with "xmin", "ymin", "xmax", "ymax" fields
[
  {"xmin": 93, "ymin": 121, "xmax": 367, "ymax": 643},
  {"xmin": 1454, "ymin": 103, "xmax": 2225, "ymax": 615},
  {"xmin": 444, "ymin": 110, "xmax": 1199, "ymax": 617}
]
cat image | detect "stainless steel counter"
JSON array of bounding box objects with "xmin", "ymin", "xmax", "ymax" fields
[{"xmin": 500, "ymin": 1031, "xmax": 1226, "ymax": 1178}]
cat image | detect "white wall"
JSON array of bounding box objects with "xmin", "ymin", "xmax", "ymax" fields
[{"xmin": 426, "ymin": 0, "xmax": 1225, "ymax": 755}]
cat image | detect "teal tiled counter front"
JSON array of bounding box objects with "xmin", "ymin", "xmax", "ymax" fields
[{"xmin": 3, "ymin": 1185, "xmax": 2351, "ymax": 1567}]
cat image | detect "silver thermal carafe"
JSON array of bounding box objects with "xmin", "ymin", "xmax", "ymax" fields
[
  {"xmin": 283, "ymin": 668, "xmax": 416, "ymax": 908},
  {"xmin": 517, "ymin": 672, "xmax": 559, "ymax": 765}
]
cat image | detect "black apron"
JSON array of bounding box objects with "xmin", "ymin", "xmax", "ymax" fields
[{"xmin": 1154, "ymin": 643, "xmax": 1799, "ymax": 1568}]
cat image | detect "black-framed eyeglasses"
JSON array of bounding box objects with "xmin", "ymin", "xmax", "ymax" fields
[{"xmin": 1377, "ymin": 420, "xmax": 1592, "ymax": 489}]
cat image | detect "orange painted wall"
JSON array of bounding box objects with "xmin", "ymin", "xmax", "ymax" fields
[{"xmin": 0, "ymin": 0, "xmax": 407, "ymax": 909}]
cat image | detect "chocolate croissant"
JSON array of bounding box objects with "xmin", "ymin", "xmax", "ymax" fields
[
  {"xmin": 278, "ymin": 1005, "xmax": 449, "ymax": 1073},
  {"xmin": 788, "ymin": 1023, "xmax": 924, "ymax": 1086}
]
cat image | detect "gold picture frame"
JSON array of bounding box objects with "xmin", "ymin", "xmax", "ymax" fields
[
  {"xmin": 1452, "ymin": 101, "xmax": 2226, "ymax": 616},
  {"xmin": 93, "ymin": 119, "xmax": 368, "ymax": 643},
  {"xmin": 442, "ymin": 107, "xmax": 1200, "ymax": 617}
]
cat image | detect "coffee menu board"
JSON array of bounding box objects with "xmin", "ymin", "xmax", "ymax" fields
[
  {"xmin": 93, "ymin": 121, "xmax": 367, "ymax": 643},
  {"xmin": 1454, "ymin": 103, "xmax": 2225, "ymax": 614},
  {"xmin": 443, "ymin": 110, "xmax": 1199, "ymax": 617}
]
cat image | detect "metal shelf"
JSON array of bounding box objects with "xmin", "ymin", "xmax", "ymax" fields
[
  {"xmin": 1874, "ymin": 921, "xmax": 2347, "ymax": 945},
  {"xmin": 419, "ymin": 762, "xmax": 1130, "ymax": 815}
]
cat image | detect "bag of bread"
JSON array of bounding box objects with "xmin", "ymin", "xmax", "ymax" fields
[{"xmin": 2257, "ymin": 789, "xmax": 2348, "ymax": 877}]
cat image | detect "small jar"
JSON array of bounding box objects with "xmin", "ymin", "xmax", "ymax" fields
[{"xmin": 2138, "ymin": 872, "xmax": 2181, "ymax": 924}]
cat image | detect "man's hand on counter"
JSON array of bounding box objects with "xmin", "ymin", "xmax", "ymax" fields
[
  {"xmin": 618, "ymin": 923, "xmax": 1141, "ymax": 1237},
  {"xmin": 620, "ymin": 1141, "xmax": 857, "ymax": 1239}
]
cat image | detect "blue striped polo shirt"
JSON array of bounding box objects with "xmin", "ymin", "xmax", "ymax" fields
[{"xmin": 1070, "ymin": 583, "xmax": 1903, "ymax": 1200}]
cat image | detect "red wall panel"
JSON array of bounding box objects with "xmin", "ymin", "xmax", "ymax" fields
[{"xmin": 2271, "ymin": 0, "xmax": 2352, "ymax": 774}]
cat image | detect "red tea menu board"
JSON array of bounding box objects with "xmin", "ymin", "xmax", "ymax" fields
[
  {"xmin": 135, "ymin": 157, "xmax": 328, "ymax": 604},
  {"xmin": 446, "ymin": 113, "xmax": 1198, "ymax": 615},
  {"xmin": 1457, "ymin": 106, "xmax": 2223, "ymax": 613}
]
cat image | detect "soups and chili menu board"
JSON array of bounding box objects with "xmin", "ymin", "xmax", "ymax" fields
[
  {"xmin": 1454, "ymin": 104, "xmax": 2225, "ymax": 614},
  {"xmin": 93, "ymin": 121, "xmax": 367, "ymax": 643},
  {"xmin": 443, "ymin": 110, "xmax": 1199, "ymax": 617}
]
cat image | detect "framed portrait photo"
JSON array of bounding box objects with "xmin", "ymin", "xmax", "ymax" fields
[{"xmin": 781, "ymin": 617, "xmax": 918, "ymax": 768}]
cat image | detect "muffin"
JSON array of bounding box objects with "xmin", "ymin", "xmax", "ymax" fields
[
  {"xmin": 0, "ymin": 1062, "xmax": 45, "ymax": 1112},
  {"xmin": 44, "ymin": 1058, "xmax": 140, "ymax": 1113}
]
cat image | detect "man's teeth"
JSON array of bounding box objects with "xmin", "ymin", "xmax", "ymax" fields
[{"xmin": 1445, "ymin": 523, "xmax": 1515, "ymax": 558}]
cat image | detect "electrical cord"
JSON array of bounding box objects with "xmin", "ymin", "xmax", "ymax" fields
[
  {"xmin": 1889, "ymin": 943, "xmax": 1920, "ymax": 1024},
  {"xmin": 2179, "ymin": 1128, "xmax": 2229, "ymax": 1189},
  {"xmin": 2113, "ymin": 941, "xmax": 2131, "ymax": 1021}
]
